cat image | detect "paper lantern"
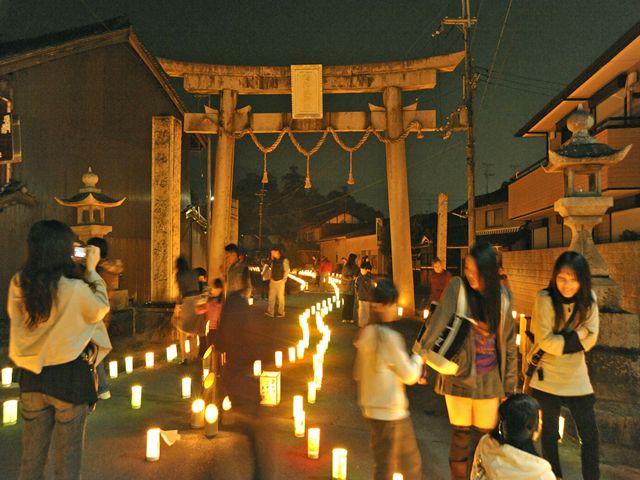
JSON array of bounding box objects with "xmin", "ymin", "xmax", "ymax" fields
[
  {"xmin": 311, "ymin": 306, "xmax": 316, "ymax": 314},
  {"xmin": 182, "ymin": 377, "xmax": 192, "ymax": 399},
  {"xmin": 308, "ymin": 381, "xmax": 317, "ymax": 404},
  {"xmin": 392, "ymin": 474, "xmax": 404, "ymax": 480},
  {"xmin": 423, "ymin": 309, "xmax": 429, "ymax": 320},
  {"xmin": 293, "ymin": 395, "xmax": 304, "ymax": 417},
  {"xmin": 145, "ymin": 352, "xmax": 154, "ymax": 368},
  {"xmin": 166, "ymin": 344, "xmax": 178, "ymax": 362},
  {"xmin": 108, "ymin": 360, "xmax": 118, "ymax": 379},
  {"xmin": 275, "ymin": 351, "xmax": 283, "ymax": 368},
  {"xmin": 314, "ymin": 362, "xmax": 323, "ymax": 391},
  {"xmin": 2, "ymin": 399, "xmax": 18, "ymax": 426},
  {"xmin": 512, "ymin": 310, "xmax": 518, "ymax": 320},
  {"xmin": 146, "ymin": 428, "xmax": 160, "ymax": 462},
  {"xmin": 222, "ymin": 395, "xmax": 234, "ymax": 425},
  {"xmin": 203, "ymin": 368, "xmax": 210, "ymax": 380},
  {"xmin": 307, "ymin": 427, "xmax": 320, "ymax": 459},
  {"xmin": 253, "ymin": 360, "xmax": 262, "ymax": 377},
  {"xmin": 288, "ymin": 347, "xmax": 296, "ymax": 363},
  {"xmin": 131, "ymin": 385, "xmax": 142, "ymax": 409},
  {"xmin": 203, "ymin": 373, "xmax": 216, "ymax": 404},
  {"xmin": 297, "ymin": 342, "xmax": 305, "ymax": 360},
  {"xmin": 125, "ymin": 356, "xmax": 134, "ymax": 374},
  {"xmin": 516, "ymin": 334, "xmax": 521, "ymax": 346},
  {"xmin": 397, "ymin": 306, "xmax": 403, "ymax": 317},
  {"xmin": 248, "ymin": 297, "xmax": 254, "ymax": 306},
  {"xmin": 196, "ymin": 336, "xmax": 200, "ymax": 347},
  {"xmin": 191, "ymin": 399, "xmax": 205, "ymax": 428},
  {"xmin": 204, "ymin": 404, "xmax": 219, "ymax": 438},
  {"xmin": 184, "ymin": 340, "xmax": 191, "ymax": 355},
  {"xmin": 559, "ymin": 415, "xmax": 565, "ymax": 441},
  {"xmin": 259, "ymin": 371, "xmax": 281, "ymax": 406},
  {"xmin": 332, "ymin": 448, "xmax": 347, "ymax": 479},
  {"xmin": 294, "ymin": 410, "xmax": 305, "ymax": 438},
  {"xmin": 2, "ymin": 367, "xmax": 13, "ymax": 387}
]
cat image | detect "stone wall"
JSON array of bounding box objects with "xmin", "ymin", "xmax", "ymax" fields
[{"xmin": 503, "ymin": 241, "xmax": 640, "ymax": 315}]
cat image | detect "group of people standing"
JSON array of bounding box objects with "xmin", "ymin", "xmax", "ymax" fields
[{"xmin": 353, "ymin": 241, "xmax": 600, "ymax": 480}]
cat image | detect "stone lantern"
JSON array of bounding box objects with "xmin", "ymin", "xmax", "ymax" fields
[
  {"xmin": 544, "ymin": 106, "xmax": 631, "ymax": 308},
  {"xmin": 55, "ymin": 167, "xmax": 126, "ymax": 242}
]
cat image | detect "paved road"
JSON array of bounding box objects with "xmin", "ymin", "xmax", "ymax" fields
[{"xmin": 1, "ymin": 292, "xmax": 638, "ymax": 479}]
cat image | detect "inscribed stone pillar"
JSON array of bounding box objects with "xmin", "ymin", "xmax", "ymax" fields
[
  {"xmin": 437, "ymin": 192, "xmax": 448, "ymax": 269},
  {"xmin": 208, "ymin": 89, "xmax": 238, "ymax": 281},
  {"xmin": 151, "ymin": 116, "xmax": 182, "ymax": 302},
  {"xmin": 383, "ymin": 86, "xmax": 415, "ymax": 313}
]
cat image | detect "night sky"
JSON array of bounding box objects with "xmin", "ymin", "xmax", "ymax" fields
[{"xmin": 2, "ymin": 0, "xmax": 639, "ymax": 215}]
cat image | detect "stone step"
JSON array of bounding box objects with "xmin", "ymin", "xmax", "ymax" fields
[{"xmin": 596, "ymin": 400, "xmax": 640, "ymax": 468}]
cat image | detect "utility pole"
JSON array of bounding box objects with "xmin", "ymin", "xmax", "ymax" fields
[
  {"xmin": 256, "ymin": 186, "xmax": 266, "ymax": 250},
  {"xmin": 436, "ymin": 0, "xmax": 477, "ymax": 248},
  {"xmin": 482, "ymin": 162, "xmax": 494, "ymax": 194}
]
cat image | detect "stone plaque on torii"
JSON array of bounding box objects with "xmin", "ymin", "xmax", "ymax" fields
[{"xmin": 159, "ymin": 52, "xmax": 464, "ymax": 313}]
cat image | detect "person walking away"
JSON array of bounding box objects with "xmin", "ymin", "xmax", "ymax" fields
[
  {"xmin": 355, "ymin": 260, "xmax": 375, "ymax": 327},
  {"xmin": 354, "ymin": 279, "xmax": 423, "ymax": 479},
  {"xmin": 528, "ymin": 251, "xmax": 600, "ymax": 480},
  {"xmin": 471, "ymin": 394, "xmax": 554, "ymax": 479},
  {"xmin": 341, "ymin": 253, "xmax": 358, "ymax": 323},
  {"xmin": 429, "ymin": 257, "xmax": 452, "ymax": 315},
  {"xmin": 415, "ymin": 241, "xmax": 517, "ymax": 480},
  {"xmin": 318, "ymin": 256, "xmax": 332, "ymax": 290},
  {"xmin": 174, "ymin": 256, "xmax": 207, "ymax": 362},
  {"xmin": 266, "ymin": 246, "xmax": 289, "ymax": 317},
  {"xmin": 260, "ymin": 258, "xmax": 271, "ymax": 300},
  {"xmin": 8, "ymin": 220, "xmax": 111, "ymax": 480},
  {"xmin": 86, "ymin": 236, "xmax": 123, "ymax": 400}
]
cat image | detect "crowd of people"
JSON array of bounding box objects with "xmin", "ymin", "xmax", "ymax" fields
[{"xmin": 6, "ymin": 219, "xmax": 601, "ymax": 480}]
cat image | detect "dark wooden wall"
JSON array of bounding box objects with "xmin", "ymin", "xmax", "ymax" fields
[{"xmin": 0, "ymin": 42, "xmax": 196, "ymax": 317}]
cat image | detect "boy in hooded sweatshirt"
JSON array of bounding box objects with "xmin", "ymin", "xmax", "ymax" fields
[
  {"xmin": 354, "ymin": 279, "xmax": 423, "ymax": 479},
  {"xmin": 471, "ymin": 394, "xmax": 554, "ymax": 480}
]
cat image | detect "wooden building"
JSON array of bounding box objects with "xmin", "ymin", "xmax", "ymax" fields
[{"xmin": 0, "ymin": 19, "xmax": 205, "ymax": 316}]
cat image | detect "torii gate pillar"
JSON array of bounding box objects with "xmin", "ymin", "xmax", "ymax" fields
[
  {"xmin": 208, "ymin": 89, "xmax": 238, "ymax": 280},
  {"xmin": 383, "ymin": 86, "xmax": 415, "ymax": 313}
]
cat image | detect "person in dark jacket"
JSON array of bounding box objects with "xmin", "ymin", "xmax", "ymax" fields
[
  {"xmin": 355, "ymin": 260, "xmax": 375, "ymax": 327},
  {"xmin": 341, "ymin": 253, "xmax": 358, "ymax": 323},
  {"xmin": 266, "ymin": 246, "xmax": 290, "ymax": 317}
]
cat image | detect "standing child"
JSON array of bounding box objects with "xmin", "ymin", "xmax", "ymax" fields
[
  {"xmin": 355, "ymin": 260, "xmax": 375, "ymax": 327},
  {"xmin": 354, "ymin": 279, "xmax": 423, "ymax": 479}
]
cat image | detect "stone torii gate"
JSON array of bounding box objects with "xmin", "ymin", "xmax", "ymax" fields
[{"xmin": 159, "ymin": 52, "xmax": 463, "ymax": 313}]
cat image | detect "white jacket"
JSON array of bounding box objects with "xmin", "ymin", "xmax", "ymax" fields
[
  {"xmin": 354, "ymin": 323, "xmax": 422, "ymax": 421},
  {"xmin": 8, "ymin": 270, "xmax": 112, "ymax": 373},
  {"xmin": 471, "ymin": 434, "xmax": 555, "ymax": 480}
]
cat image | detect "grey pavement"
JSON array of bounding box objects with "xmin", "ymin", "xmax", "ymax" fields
[{"xmin": 1, "ymin": 292, "xmax": 639, "ymax": 479}]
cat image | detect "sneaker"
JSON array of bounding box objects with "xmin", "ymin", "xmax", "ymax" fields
[
  {"xmin": 98, "ymin": 390, "xmax": 111, "ymax": 400},
  {"xmin": 265, "ymin": 312, "xmax": 275, "ymax": 317}
]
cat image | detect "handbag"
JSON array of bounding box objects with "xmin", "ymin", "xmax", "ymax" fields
[{"xmin": 421, "ymin": 285, "xmax": 475, "ymax": 376}]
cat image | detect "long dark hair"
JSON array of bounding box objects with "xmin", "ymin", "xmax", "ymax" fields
[
  {"xmin": 492, "ymin": 394, "xmax": 541, "ymax": 456},
  {"xmin": 464, "ymin": 241, "xmax": 501, "ymax": 334},
  {"xmin": 547, "ymin": 251, "xmax": 593, "ymax": 332},
  {"xmin": 20, "ymin": 220, "xmax": 83, "ymax": 328},
  {"xmin": 346, "ymin": 253, "xmax": 358, "ymax": 268}
]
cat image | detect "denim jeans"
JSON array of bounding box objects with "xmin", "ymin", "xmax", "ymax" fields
[
  {"xmin": 368, "ymin": 416, "xmax": 422, "ymax": 480},
  {"xmin": 96, "ymin": 362, "xmax": 109, "ymax": 394},
  {"xmin": 19, "ymin": 392, "xmax": 89, "ymax": 480},
  {"xmin": 532, "ymin": 388, "xmax": 600, "ymax": 480}
]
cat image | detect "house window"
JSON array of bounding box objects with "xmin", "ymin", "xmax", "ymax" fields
[{"xmin": 485, "ymin": 208, "xmax": 504, "ymax": 227}]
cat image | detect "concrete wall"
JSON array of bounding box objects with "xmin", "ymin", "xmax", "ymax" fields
[{"xmin": 503, "ymin": 241, "xmax": 640, "ymax": 315}]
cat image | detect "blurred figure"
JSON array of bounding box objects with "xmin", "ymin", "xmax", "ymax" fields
[
  {"xmin": 428, "ymin": 257, "xmax": 452, "ymax": 315},
  {"xmin": 173, "ymin": 256, "xmax": 206, "ymax": 362},
  {"xmin": 354, "ymin": 279, "xmax": 423, "ymax": 479},
  {"xmin": 341, "ymin": 254, "xmax": 358, "ymax": 323},
  {"xmin": 8, "ymin": 220, "xmax": 111, "ymax": 480},
  {"xmin": 260, "ymin": 258, "xmax": 271, "ymax": 300},
  {"xmin": 471, "ymin": 394, "xmax": 554, "ymax": 479},
  {"xmin": 318, "ymin": 256, "xmax": 332, "ymax": 289},
  {"xmin": 355, "ymin": 260, "xmax": 375, "ymax": 327}
]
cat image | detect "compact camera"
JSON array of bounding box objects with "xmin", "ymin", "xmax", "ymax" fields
[{"xmin": 74, "ymin": 246, "xmax": 87, "ymax": 258}]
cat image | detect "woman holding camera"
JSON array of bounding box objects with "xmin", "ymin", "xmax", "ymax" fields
[
  {"xmin": 416, "ymin": 241, "xmax": 517, "ymax": 480},
  {"xmin": 8, "ymin": 220, "xmax": 111, "ymax": 480},
  {"xmin": 529, "ymin": 251, "xmax": 600, "ymax": 479}
]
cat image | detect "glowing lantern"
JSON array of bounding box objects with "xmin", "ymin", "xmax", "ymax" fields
[
  {"xmin": 182, "ymin": 377, "xmax": 192, "ymax": 399},
  {"xmin": 2, "ymin": 367, "xmax": 13, "ymax": 387},
  {"xmin": 191, "ymin": 399, "xmax": 205, "ymax": 428},
  {"xmin": 222, "ymin": 395, "xmax": 234, "ymax": 425},
  {"xmin": 314, "ymin": 362, "xmax": 323, "ymax": 390},
  {"xmin": 125, "ymin": 356, "xmax": 134, "ymax": 374},
  {"xmin": 423, "ymin": 309, "xmax": 429, "ymax": 320},
  {"xmin": 293, "ymin": 395, "xmax": 304, "ymax": 417},
  {"xmin": 392, "ymin": 474, "xmax": 404, "ymax": 480},
  {"xmin": 297, "ymin": 342, "xmax": 305, "ymax": 360},
  {"xmin": 204, "ymin": 404, "xmax": 219, "ymax": 438},
  {"xmin": 131, "ymin": 385, "xmax": 142, "ymax": 409},
  {"xmin": 275, "ymin": 351, "xmax": 283, "ymax": 368},
  {"xmin": 202, "ymin": 346, "xmax": 212, "ymax": 372},
  {"xmin": 146, "ymin": 428, "xmax": 160, "ymax": 461},
  {"xmin": 512, "ymin": 310, "xmax": 518, "ymax": 320},
  {"xmin": 108, "ymin": 360, "xmax": 118, "ymax": 379},
  {"xmin": 516, "ymin": 334, "xmax": 521, "ymax": 346},
  {"xmin": 203, "ymin": 373, "xmax": 216, "ymax": 404},
  {"xmin": 248, "ymin": 297, "xmax": 254, "ymax": 306},
  {"xmin": 260, "ymin": 371, "xmax": 281, "ymax": 406},
  {"xmin": 145, "ymin": 352, "xmax": 154, "ymax": 368},
  {"xmin": 2, "ymin": 399, "xmax": 18, "ymax": 426},
  {"xmin": 558, "ymin": 415, "xmax": 565, "ymax": 441},
  {"xmin": 308, "ymin": 381, "xmax": 317, "ymax": 404},
  {"xmin": 294, "ymin": 410, "xmax": 305, "ymax": 437},
  {"xmin": 253, "ymin": 360, "xmax": 262, "ymax": 377},
  {"xmin": 288, "ymin": 347, "xmax": 296, "ymax": 363},
  {"xmin": 166, "ymin": 344, "xmax": 178, "ymax": 362},
  {"xmin": 311, "ymin": 306, "xmax": 316, "ymax": 315},
  {"xmin": 203, "ymin": 368, "xmax": 210, "ymax": 380},
  {"xmin": 307, "ymin": 427, "xmax": 320, "ymax": 459},
  {"xmin": 184, "ymin": 340, "xmax": 191, "ymax": 355},
  {"xmin": 397, "ymin": 306, "xmax": 403, "ymax": 317},
  {"xmin": 332, "ymin": 448, "xmax": 347, "ymax": 479}
]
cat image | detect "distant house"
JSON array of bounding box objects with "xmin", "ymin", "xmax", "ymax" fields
[
  {"xmin": 298, "ymin": 212, "xmax": 363, "ymax": 244},
  {"xmin": 0, "ymin": 18, "xmax": 205, "ymax": 314},
  {"xmin": 319, "ymin": 222, "xmax": 387, "ymax": 275}
]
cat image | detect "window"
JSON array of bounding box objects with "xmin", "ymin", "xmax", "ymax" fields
[{"xmin": 485, "ymin": 208, "xmax": 504, "ymax": 227}]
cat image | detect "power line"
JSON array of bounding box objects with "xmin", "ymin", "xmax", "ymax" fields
[
  {"xmin": 476, "ymin": 72, "xmax": 557, "ymax": 93},
  {"xmin": 475, "ymin": 65, "xmax": 566, "ymax": 87},
  {"xmin": 477, "ymin": 76, "xmax": 554, "ymax": 97}
]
